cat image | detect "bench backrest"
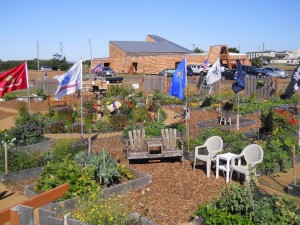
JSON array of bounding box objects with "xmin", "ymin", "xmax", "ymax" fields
[
  {"xmin": 128, "ymin": 129, "xmax": 145, "ymax": 151},
  {"xmin": 161, "ymin": 128, "xmax": 177, "ymax": 150}
]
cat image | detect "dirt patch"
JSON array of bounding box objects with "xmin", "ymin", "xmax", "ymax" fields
[{"xmin": 0, "ymin": 111, "xmax": 15, "ymax": 120}]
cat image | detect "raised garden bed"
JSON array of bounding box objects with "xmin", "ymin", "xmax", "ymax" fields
[
  {"xmin": 288, "ymin": 179, "xmax": 300, "ymax": 197},
  {"xmin": 24, "ymin": 166, "xmax": 152, "ymax": 211}
]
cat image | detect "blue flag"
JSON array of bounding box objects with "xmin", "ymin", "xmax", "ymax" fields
[
  {"xmin": 168, "ymin": 58, "xmax": 187, "ymax": 99},
  {"xmin": 232, "ymin": 58, "xmax": 245, "ymax": 94}
]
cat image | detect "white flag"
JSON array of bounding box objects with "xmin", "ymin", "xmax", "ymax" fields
[
  {"xmin": 206, "ymin": 59, "xmax": 221, "ymax": 85},
  {"xmin": 55, "ymin": 60, "xmax": 82, "ymax": 99}
]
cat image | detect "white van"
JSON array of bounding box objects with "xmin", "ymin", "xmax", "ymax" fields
[
  {"xmin": 188, "ymin": 64, "xmax": 205, "ymax": 75},
  {"xmin": 40, "ymin": 66, "xmax": 52, "ymax": 71}
]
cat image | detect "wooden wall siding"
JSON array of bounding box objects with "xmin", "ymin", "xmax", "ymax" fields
[
  {"xmin": 146, "ymin": 36, "xmax": 156, "ymax": 42},
  {"xmin": 109, "ymin": 43, "xmax": 126, "ymax": 58},
  {"xmin": 208, "ymin": 45, "xmax": 224, "ymax": 64},
  {"xmin": 93, "ymin": 54, "xmax": 208, "ymax": 75},
  {"xmin": 244, "ymin": 76, "xmax": 274, "ymax": 99},
  {"xmin": 92, "ymin": 42, "xmax": 250, "ymax": 75}
]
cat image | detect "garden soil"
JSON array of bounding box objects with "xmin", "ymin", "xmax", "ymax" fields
[{"xmin": 0, "ymin": 78, "xmax": 299, "ymax": 224}]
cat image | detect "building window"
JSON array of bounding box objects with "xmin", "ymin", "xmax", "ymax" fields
[{"xmin": 133, "ymin": 62, "xmax": 138, "ymax": 71}]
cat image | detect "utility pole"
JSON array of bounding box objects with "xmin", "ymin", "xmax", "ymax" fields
[
  {"xmin": 262, "ymin": 43, "xmax": 265, "ymax": 61},
  {"xmin": 192, "ymin": 44, "xmax": 195, "ymax": 51},
  {"xmin": 60, "ymin": 42, "xmax": 63, "ymax": 60},
  {"xmin": 89, "ymin": 38, "xmax": 93, "ymax": 70},
  {"xmin": 37, "ymin": 40, "xmax": 39, "ymax": 70}
]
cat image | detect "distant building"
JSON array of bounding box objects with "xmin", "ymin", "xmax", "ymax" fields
[
  {"xmin": 246, "ymin": 49, "xmax": 300, "ymax": 64},
  {"xmin": 92, "ymin": 35, "xmax": 251, "ymax": 74}
]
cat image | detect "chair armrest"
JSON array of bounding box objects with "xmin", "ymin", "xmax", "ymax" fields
[
  {"xmin": 195, "ymin": 145, "xmax": 207, "ymax": 156},
  {"xmin": 231, "ymin": 154, "xmax": 243, "ymax": 167}
]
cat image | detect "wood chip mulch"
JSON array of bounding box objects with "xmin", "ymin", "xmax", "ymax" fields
[{"xmin": 123, "ymin": 161, "xmax": 225, "ymax": 225}]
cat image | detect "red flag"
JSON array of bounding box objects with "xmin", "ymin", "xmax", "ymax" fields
[{"xmin": 0, "ymin": 63, "xmax": 28, "ymax": 97}]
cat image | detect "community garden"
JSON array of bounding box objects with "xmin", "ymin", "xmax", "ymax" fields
[{"xmin": 0, "ymin": 75, "xmax": 300, "ymax": 224}]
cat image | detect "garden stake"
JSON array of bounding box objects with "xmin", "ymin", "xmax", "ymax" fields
[
  {"xmin": 4, "ymin": 142, "xmax": 8, "ymax": 174},
  {"xmin": 292, "ymin": 145, "xmax": 296, "ymax": 184}
]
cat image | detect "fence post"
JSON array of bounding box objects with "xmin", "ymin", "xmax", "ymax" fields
[{"xmin": 274, "ymin": 78, "xmax": 279, "ymax": 96}]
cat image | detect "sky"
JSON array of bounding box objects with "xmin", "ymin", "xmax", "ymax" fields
[{"xmin": 0, "ymin": 0, "xmax": 299, "ymax": 62}]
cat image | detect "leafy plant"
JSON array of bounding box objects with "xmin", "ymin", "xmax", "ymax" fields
[
  {"xmin": 34, "ymin": 159, "xmax": 97, "ymax": 201},
  {"xmin": 144, "ymin": 121, "xmax": 165, "ymax": 137},
  {"xmin": 35, "ymin": 88, "xmax": 46, "ymax": 97},
  {"xmin": 48, "ymin": 139, "xmax": 88, "ymax": 162},
  {"xmin": 11, "ymin": 114, "xmax": 45, "ymax": 146},
  {"xmin": 55, "ymin": 106, "xmax": 75, "ymax": 124},
  {"xmin": 74, "ymin": 149, "xmax": 122, "ymax": 186},
  {"xmin": 0, "ymin": 147, "xmax": 46, "ymax": 173},
  {"xmin": 3, "ymin": 92, "xmax": 17, "ymax": 100},
  {"xmin": 193, "ymin": 183, "xmax": 300, "ymax": 224},
  {"xmin": 70, "ymin": 191, "xmax": 129, "ymax": 225}
]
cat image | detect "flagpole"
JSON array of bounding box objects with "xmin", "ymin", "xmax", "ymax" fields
[
  {"xmin": 25, "ymin": 61, "xmax": 31, "ymax": 113},
  {"xmin": 237, "ymin": 92, "xmax": 240, "ymax": 130},
  {"xmin": 80, "ymin": 59, "xmax": 84, "ymax": 138},
  {"xmin": 184, "ymin": 57, "xmax": 190, "ymax": 152}
]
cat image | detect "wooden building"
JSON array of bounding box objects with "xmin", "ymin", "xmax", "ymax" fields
[{"xmin": 92, "ymin": 35, "xmax": 251, "ymax": 74}]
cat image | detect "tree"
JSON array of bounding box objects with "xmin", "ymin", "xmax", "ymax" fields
[
  {"xmin": 228, "ymin": 47, "xmax": 240, "ymax": 53},
  {"xmin": 194, "ymin": 47, "xmax": 205, "ymax": 53},
  {"xmin": 52, "ymin": 53, "xmax": 70, "ymax": 70},
  {"xmin": 250, "ymin": 57, "xmax": 262, "ymax": 67}
]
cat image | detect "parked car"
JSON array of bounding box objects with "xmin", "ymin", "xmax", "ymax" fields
[
  {"xmin": 187, "ymin": 67, "xmax": 194, "ymax": 76},
  {"xmin": 264, "ymin": 67, "xmax": 289, "ymax": 78},
  {"xmin": 188, "ymin": 64, "xmax": 204, "ymax": 75},
  {"xmin": 158, "ymin": 68, "xmax": 175, "ymax": 77},
  {"xmin": 221, "ymin": 69, "xmax": 236, "ymax": 80},
  {"xmin": 97, "ymin": 67, "xmax": 115, "ymax": 77},
  {"xmin": 242, "ymin": 66, "xmax": 267, "ymax": 76},
  {"xmin": 40, "ymin": 66, "xmax": 52, "ymax": 71}
]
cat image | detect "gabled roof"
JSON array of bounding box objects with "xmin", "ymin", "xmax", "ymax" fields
[{"xmin": 110, "ymin": 35, "xmax": 193, "ymax": 53}]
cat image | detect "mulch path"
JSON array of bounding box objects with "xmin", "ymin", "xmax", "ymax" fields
[
  {"xmin": 124, "ymin": 161, "xmax": 224, "ymax": 225},
  {"xmin": 0, "ymin": 110, "xmax": 15, "ymax": 120}
]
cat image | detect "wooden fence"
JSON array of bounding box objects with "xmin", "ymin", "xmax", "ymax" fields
[
  {"xmin": 244, "ymin": 76, "xmax": 275, "ymax": 99},
  {"xmin": 33, "ymin": 79, "xmax": 58, "ymax": 96},
  {"xmin": 143, "ymin": 75, "xmax": 168, "ymax": 93}
]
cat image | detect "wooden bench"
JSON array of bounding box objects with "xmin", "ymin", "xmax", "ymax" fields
[
  {"xmin": 125, "ymin": 128, "xmax": 183, "ymax": 164},
  {"xmin": 47, "ymin": 96, "xmax": 69, "ymax": 107}
]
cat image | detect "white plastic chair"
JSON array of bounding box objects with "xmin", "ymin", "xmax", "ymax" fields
[
  {"xmin": 193, "ymin": 136, "xmax": 223, "ymax": 177},
  {"xmin": 230, "ymin": 144, "xmax": 264, "ymax": 183}
]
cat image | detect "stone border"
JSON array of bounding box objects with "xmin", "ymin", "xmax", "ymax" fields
[
  {"xmin": 288, "ymin": 179, "xmax": 300, "ymax": 197},
  {"xmin": 24, "ymin": 166, "xmax": 152, "ymax": 211},
  {"xmin": 11, "ymin": 139, "xmax": 53, "ymax": 153},
  {"xmin": 0, "ymin": 167, "xmax": 42, "ymax": 183}
]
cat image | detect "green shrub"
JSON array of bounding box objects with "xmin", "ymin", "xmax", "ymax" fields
[
  {"xmin": 144, "ymin": 121, "xmax": 165, "ymax": 137},
  {"xmin": 0, "ymin": 147, "xmax": 45, "ymax": 173},
  {"xmin": 48, "ymin": 139, "xmax": 87, "ymax": 162},
  {"xmin": 187, "ymin": 128, "xmax": 248, "ymax": 153},
  {"xmin": 34, "ymin": 159, "xmax": 97, "ymax": 201},
  {"xmin": 55, "ymin": 106, "xmax": 75, "ymax": 124},
  {"xmin": 193, "ymin": 183, "xmax": 300, "ymax": 225},
  {"xmin": 35, "ymin": 88, "xmax": 46, "ymax": 97},
  {"xmin": 130, "ymin": 106, "xmax": 147, "ymax": 122},
  {"xmin": 44, "ymin": 119, "xmax": 66, "ymax": 133},
  {"xmin": 3, "ymin": 92, "xmax": 17, "ymax": 100},
  {"xmin": 11, "ymin": 114, "xmax": 45, "ymax": 146}
]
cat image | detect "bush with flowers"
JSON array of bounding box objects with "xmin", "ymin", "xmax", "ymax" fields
[{"xmin": 260, "ymin": 108, "xmax": 299, "ymax": 171}]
